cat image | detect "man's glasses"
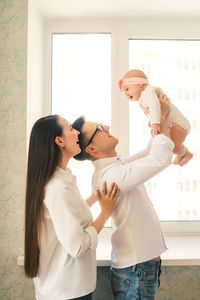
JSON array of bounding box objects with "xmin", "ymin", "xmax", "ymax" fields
[{"xmin": 86, "ymin": 123, "xmax": 105, "ymax": 147}]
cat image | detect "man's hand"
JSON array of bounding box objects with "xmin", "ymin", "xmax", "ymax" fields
[
  {"xmin": 155, "ymin": 87, "xmax": 170, "ymax": 118},
  {"xmin": 154, "ymin": 87, "xmax": 171, "ymax": 138},
  {"xmin": 155, "ymin": 87, "xmax": 170, "ymax": 104},
  {"xmin": 151, "ymin": 124, "xmax": 161, "ymax": 136}
]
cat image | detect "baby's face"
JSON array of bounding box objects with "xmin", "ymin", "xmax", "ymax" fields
[{"xmin": 121, "ymin": 84, "xmax": 141, "ymax": 101}]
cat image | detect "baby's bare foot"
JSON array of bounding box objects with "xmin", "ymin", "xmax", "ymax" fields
[
  {"xmin": 178, "ymin": 150, "xmax": 193, "ymax": 167},
  {"xmin": 173, "ymin": 154, "xmax": 183, "ymax": 165}
]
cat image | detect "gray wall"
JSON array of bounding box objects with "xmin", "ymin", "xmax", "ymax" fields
[
  {"xmin": 0, "ymin": 1, "xmax": 200, "ymax": 299},
  {"xmin": 0, "ymin": 0, "xmax": 33, "ymax": 299}
]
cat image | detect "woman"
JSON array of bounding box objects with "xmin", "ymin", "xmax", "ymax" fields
[{"xmin": 24, "ymin": 115, "xmax": 119, "ymax": 300}]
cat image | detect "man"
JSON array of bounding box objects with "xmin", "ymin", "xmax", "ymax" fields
[{"xmin": 72, "ymin": 98, "xmax": 174, "ymax": 300}]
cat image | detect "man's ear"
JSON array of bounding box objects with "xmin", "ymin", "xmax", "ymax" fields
[
  {"xmin": 85, "ymin": 144, "xmax": 97, "ymax": 155},
  {"xmin": 55, "ymin": 136, "xmax": 64, "ymax": 148}
]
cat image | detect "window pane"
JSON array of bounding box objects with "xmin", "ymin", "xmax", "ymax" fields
[
  {"xmin": 129, "ymin": 39, "xmax": 200, "ymax": 221},
  {"xmin": 52, "ymin": 33, "xmax": 111, "ymax": 224}
]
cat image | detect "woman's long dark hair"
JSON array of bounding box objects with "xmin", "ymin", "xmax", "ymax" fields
[{"xmin": 24, "ymin": 115, "xmax": 62, "ymax": 278}]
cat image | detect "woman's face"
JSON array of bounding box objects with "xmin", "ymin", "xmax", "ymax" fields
[{"xmin": 57, "ymin": 117, "xmax": 81, "ymax": 158}]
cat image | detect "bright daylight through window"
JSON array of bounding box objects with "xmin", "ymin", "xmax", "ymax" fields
[
  {"xmin": 52, "ymin": 35, "xmax": 200, "ymax": 224},
  {"xmin": 129, "ymin": 39, "xmax": 200, "ymax": 221},
  {"xmin": 52, "ymin": 33, "xmax": 111, "ymax": 223}
]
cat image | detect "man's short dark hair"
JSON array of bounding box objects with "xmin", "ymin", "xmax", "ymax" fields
[{"xmin": 72, "ymin": 116, "xmax": 91, "ymax": 161}]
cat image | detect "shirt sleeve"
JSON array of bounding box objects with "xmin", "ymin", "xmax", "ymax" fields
[
  {"xmin": 45, "ymin": 185, "xmax": 98, "ymax": 258},
  {"xmin": 101, "ymin": 134, "xmax": 174, "ymax": 194},
  {"xmin": 124, "ymin": 137, "xmax": 153, "ymax": 162}
]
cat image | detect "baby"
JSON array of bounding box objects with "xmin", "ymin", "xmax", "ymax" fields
[{"xmin": 118, "ymin": 69, "xmax": 193, "ymax": 167}]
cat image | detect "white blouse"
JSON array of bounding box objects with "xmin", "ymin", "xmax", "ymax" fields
[
  {"xmin": 33, "ymin": 168, "xmax": 98, "ymax": 300},
  {"xmin": 92, "ymin": 134, "xmax": 174, "ymax": 269}
]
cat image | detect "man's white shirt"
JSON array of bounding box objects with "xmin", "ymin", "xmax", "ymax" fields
[{"xmin": 92, "ymin": 134, "xmax": 174, "ymax": 268}]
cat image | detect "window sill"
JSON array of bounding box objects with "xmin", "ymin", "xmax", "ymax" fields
[
  {"xmin": 97, "ymin": 229, "xmax": 200, "ymax": 266},
  {"xmin": 17, "ymin": 231, "xmax": 200, "ymax": 267}
]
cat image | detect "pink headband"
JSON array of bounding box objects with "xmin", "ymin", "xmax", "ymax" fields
[{"xmin": 118, "ymin": 77, "xmax": 149, "ymax": 91}]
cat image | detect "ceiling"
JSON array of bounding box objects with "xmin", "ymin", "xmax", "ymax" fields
[{"xmin": 33, "ymin": 0, "xmax": 200, "ymax": 19}]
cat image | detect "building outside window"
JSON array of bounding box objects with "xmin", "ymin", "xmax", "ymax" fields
[{"xmin": 129, "ymin": 39, "xmax": 200, "ymax": 221}]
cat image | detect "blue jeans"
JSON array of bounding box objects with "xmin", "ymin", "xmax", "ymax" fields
[
  {"xmin": 110, "ymin": 259, "xmax": 161, "ymax": 300},
  {"xmin": 69, "ymin": 293, "xmax": 92, "ymax": 300}
]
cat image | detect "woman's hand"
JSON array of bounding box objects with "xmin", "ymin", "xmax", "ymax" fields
[
  {"xmin": 96, "ymin": 182, "xmax": 119, "ymax": 218},
  {"xmin": 91, "ymin": 182, "xmax": 119, "ymax": 233},
  {"xmin": 85, "ymin": 192, "xmax": 98, "ymax": 207}
]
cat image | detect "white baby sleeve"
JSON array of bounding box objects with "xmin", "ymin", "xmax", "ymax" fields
[{"xmin": 140, "ymin": 86, "xmax": 161, "ymax": 125}]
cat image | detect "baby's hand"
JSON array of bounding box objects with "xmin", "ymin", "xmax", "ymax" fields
[{"xmin": 151, "ymin": 124, "xmax": 160, "ymax": 136}]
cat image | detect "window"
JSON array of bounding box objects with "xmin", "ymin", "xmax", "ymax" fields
[
  {"xmin": 49, "ymin": 21, "xmax": 200, "ymax": 230},
  {"xmin": 52, "ymin": 33, "xmax": 111, "ymax": 222},
  {"xmin": 129, "ymin": 39, "xmax": 200, "ymax": 221}
]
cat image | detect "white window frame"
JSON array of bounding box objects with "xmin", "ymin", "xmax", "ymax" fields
[{"xmin": 43, "ymin": 18, "xmax": 200, "ymax": 235}]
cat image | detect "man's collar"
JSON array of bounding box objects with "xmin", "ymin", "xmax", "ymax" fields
[{"xmin": 92, "ymin": 155, "xmax": 121, "ymax": 169}]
